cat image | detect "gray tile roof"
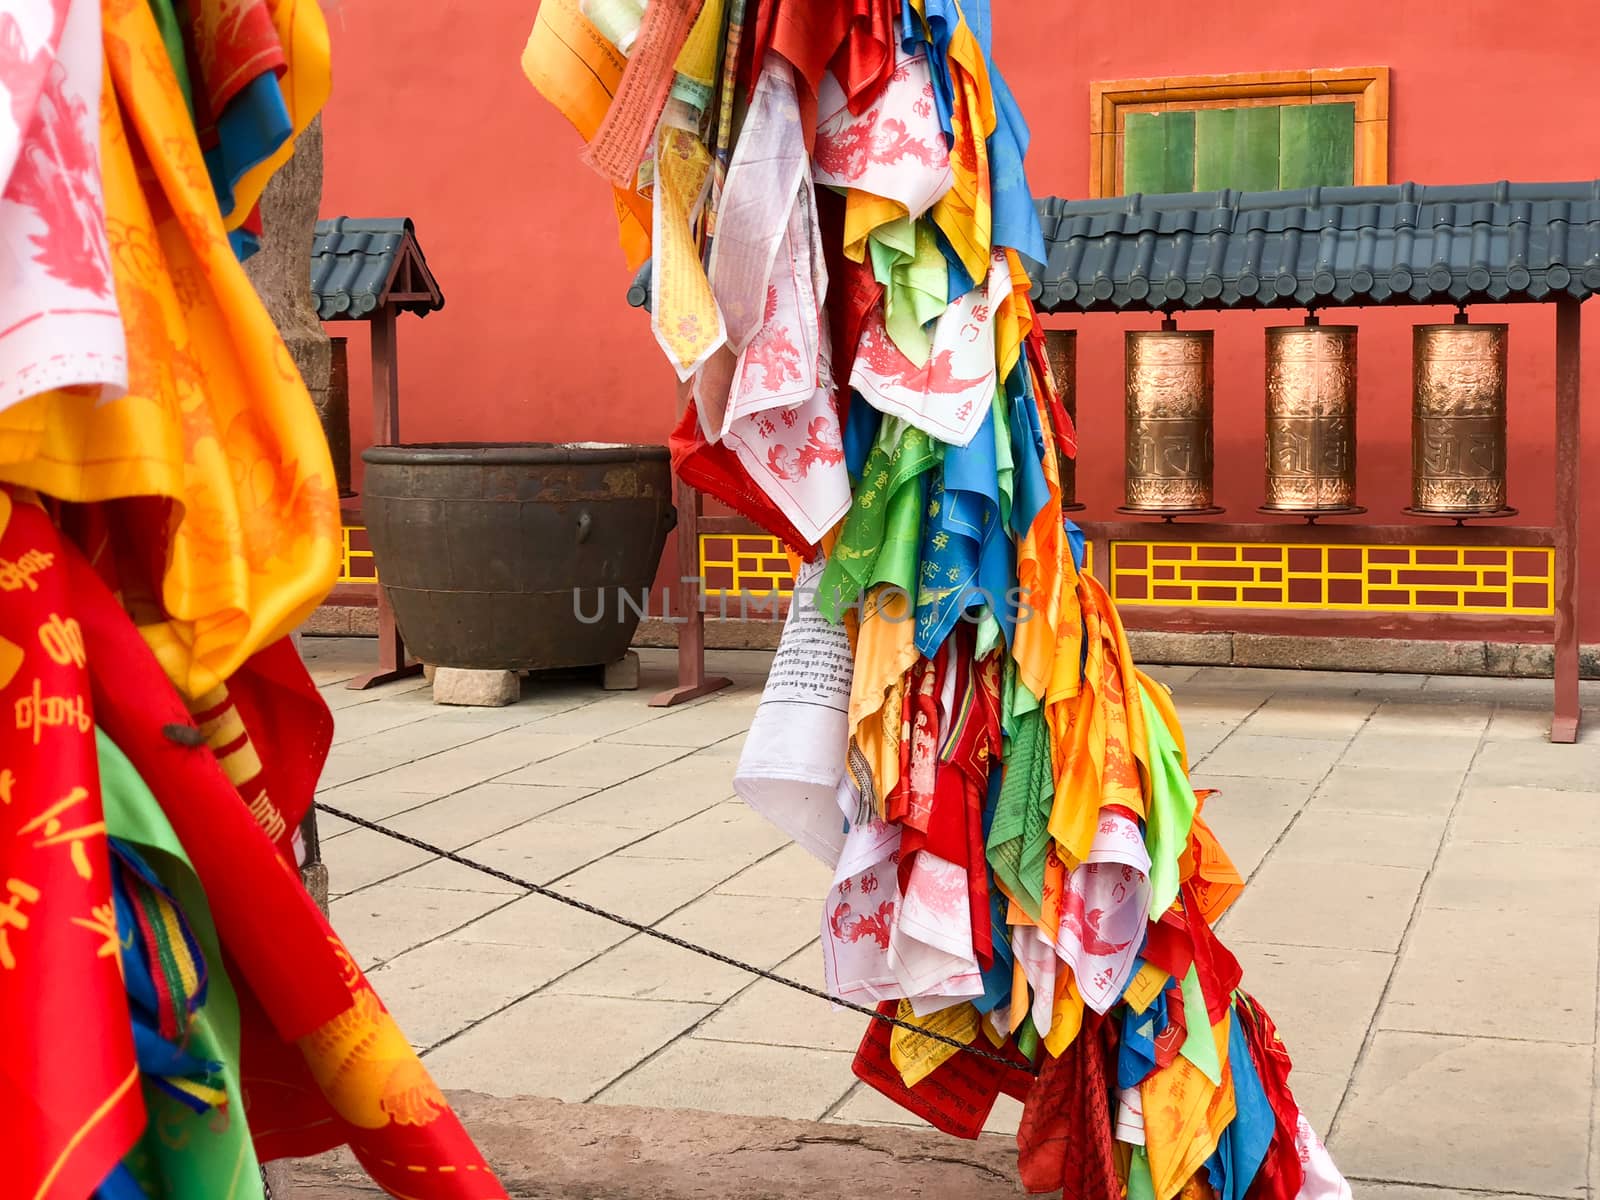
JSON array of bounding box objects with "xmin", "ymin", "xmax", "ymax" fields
[
  {"xmin": 1033, "ymin": 180, "xmax": 1600, "ymax": 313},
  {"xmin": 311, "ymin": 217, "xmax": 444, "ymax": 321}
]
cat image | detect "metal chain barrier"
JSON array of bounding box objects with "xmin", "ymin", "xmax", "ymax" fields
[{"xmin": 317, "ymin": 802, "xmax": 1035, "ymax": 1073}]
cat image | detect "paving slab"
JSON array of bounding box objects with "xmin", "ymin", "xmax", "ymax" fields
[
  {"xmin": 601, "ymin": 698, "xmax": 762, "ymax": 748},
  {"xmin": 371, "ymin": 729, "xmax": 593, "ymax": 793},
  {"xmin": 423, "ymin": 995, "xmax": 715, "ymax": 1101},
  {"xmin": 1452, "ymin": 784, "xmax": 1600, "ymax": 846},
  {"xmin": 1284, "ymin": 1069, "xmax": 1344, "ymax": 1138},
  {"xmin": 1172, "ymin": 717, "xmax": 1238, "ymax": 759},
  {"xmin": 315, "ymin": 774, "xmax": 443, "ymax": 821},
  {"xmin": 1380, "ymin": 903, "xmax": 1598, "ymax": 1043},
  {"xmin": 1307, "ymin": 766, "xmax": 1465, "ymax": 816},
  {"xmin": 1229, "ymin": 940, "xmax": 1392, "ymax": 1079},
  {"xmin": 1362, "ymin": 700, "xmax": 1492, "ymax": 738},
  {"xmin": 694, "ymin": 944, "xmax": 862, "ymax": 1053},
  {"xmin": 1271, "ymin": 808, "xmax": 1449, "ymax": 870},
  {"xmin": 1466, "ymin": 739, "xmax": 1600, "ymax": 791},
  {"xmin": 616, "ymin": 800, "xmax": 792, "ymax": 863},
  {"xmin": 545, "ymin": 894, "xmax": 817, "ymax": 1004},
  {"xmin": 1426, "ymin": 838, "xmax": 1600, "ymax": 914},
  {"xmin": 1187, "ymin": 773, "xmax": 1311, "ymax": 878},
  {"xmin": 1197, "ymin": 733, "xmax": 1351, "ymax": 781},
  {"xmin": 595, "ymin": 1038, "xmax": 856, "ymax": 1119},
  {"xmin": 323, "ymin": 826, "xmax": 436, "ymax": 895},
  {"xmin": 368, "ymin": 937, "xmax": 577, "ymax": 1050},
  {"xmin": 391, "ymin": 855, "xmax": 525, "ymax": 894},
  {"xmin": 1333, "ymin": 1030, "xmax": 1590, "ymax": 1197},
  {"xmin": 329, "ymin": 884, "xmax": 511, "ymax": 969},
  {"xmin": 714, "ymin": 843, "xmax": 833, "ymax": 901},
  {"xmin": 553, "ymin": 854, "xmax": 746, "ymax": 924},
  {"xmin": 499, "ymin": 739, "xmax": 687, "ymax": 789},
  {"xmin": 376, "ymin": 782, "xmax": 594, "ymax": 848},
  {"xmin": 1340, "ymin": 731, "xmax": 1481, "ymax": 773},
  {"xmin": 448, "ymin": 891, "xmax": 633, "ymax": 956},
  {"xmin": 1238, "ymin": 694, "xmax": 1379, "ymax": 738},
  {"xmin": 518, "ymin": 696, "xmax": 669, "ymax": 740},
  {"xmin": 463, "ymin": 817, "xmax": 651, "ymax": 885},
  {"xmin": 1220, "ymin": 859, "xmax": 1424, "ymax": 952}
]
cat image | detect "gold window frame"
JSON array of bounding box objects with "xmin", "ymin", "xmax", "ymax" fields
[{"xmin": 1088, "ymin": 67, "xmax": 1391, "ymax": 199}]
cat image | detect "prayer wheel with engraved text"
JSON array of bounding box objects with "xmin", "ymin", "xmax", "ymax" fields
[
  {"xmin": 1123, "ymin": 328, "xmax": 1216, "ymax": 513},
  {"xmin": 1411, "ymin": 322, "xmax": 1509, "ymax": 514},
  {"xmin": 1041, "ymin": 329, "xmax": 1081, "ymax": 509},
  {"xmin": 1263, "ymin": 324, "xmax": 1358, "ymax": 512}
]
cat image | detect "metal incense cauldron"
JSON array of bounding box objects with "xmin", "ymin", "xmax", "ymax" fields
[
  {"xmin": 360, "ymin": 443, "xmax": 675, "ymax": 672},
  {"xmin": 1263, "ymin": 323, "xmax": 1359, "ymax": 513},
  {"xmin": 1041, "ymin": 328, "xmax": 1083, "ymax": 511},
  {"xmin": 1122, "ymin": 327, "xmax": 1217, "ymax": 514},
  {"xmin": 1410, "ymin": 321, "xmax": 1510, "ymax": 515}
]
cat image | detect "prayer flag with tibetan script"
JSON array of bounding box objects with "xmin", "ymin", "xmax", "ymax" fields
[{"xmin": 530, "ymin": 0, "xmax": 1353, "ymax": 1196}]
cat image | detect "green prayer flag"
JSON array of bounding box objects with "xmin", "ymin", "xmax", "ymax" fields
[
  {"xmin": 869, "ymin": 217, "xmax": 950, "ymax": 364},
  {"xmin": 1016, "ymin": 1013, "xmax": 1040, "ymax": 1063},
  {"xmin": 1178, "ymin": 963, "xmax": 1222, "ymax": 1086},
  {"xmin": 986, "ymin": 707, "xmax": 1054, "ymax": 922},
  {"xmin": 1139, "ymin": 683, "xmax": 1199, "ymax": 919},
  {"xmin": 817, "ymin": 420, "xmax": 936, "ymax": 621},
  {"xmin": 1128, "ymin": 1146, "xmax": 1157, "ymax": 1200},
  {"xmin": 99, "ymin": 730, "xmax": 266, "ymax": 1200}
]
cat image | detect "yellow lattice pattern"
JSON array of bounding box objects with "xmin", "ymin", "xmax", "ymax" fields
[
  {"xmin": 697, "ymin": 536, "xmax": 1094, "ymax": 593},
  {"xmin": 1110, "ymin": 541, "xmax": 1554, "ymax": 615},
  {"xmin": 700, "ymin": 533, "xmax": 794, "ymax": 597},
  {"xmin": 338, "ymin": 524, "xmax": 377, "ymax": 585}
]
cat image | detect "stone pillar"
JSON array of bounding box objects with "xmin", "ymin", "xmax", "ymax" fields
[{"xmin": 244, "ymin": 115, "xmax": 333, "ymax": 439}]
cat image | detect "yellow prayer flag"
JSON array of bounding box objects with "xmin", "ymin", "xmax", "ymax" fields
[
  {"xmin": 890, "ymin": 1000, "xmax": 981, "ymax": 1087},
  {"xmin": 522, "ymin": 0, "xmax": 652, "ymax": 268}
]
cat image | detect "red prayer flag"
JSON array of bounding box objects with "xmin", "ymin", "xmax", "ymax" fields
[
  {"xmin": 1015, "ymin": 1012, "xmax": 1121, "ymax": 1199},
  {"xmin": 0, "ymin": 496, "xmax": 144, "ymax": 1200},
  {"xmin": 64, "ymin": 528, "xmax": 509, "ymax": 1199}
]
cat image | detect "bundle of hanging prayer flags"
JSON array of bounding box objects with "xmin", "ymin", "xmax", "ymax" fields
[
  {"xmin": 528, "ymin": 1, "xmax": 1352, "ymax": 1196},
  {"xmin": 0, "ymin": 3, "xmax": 506, "ymax": 1197}
]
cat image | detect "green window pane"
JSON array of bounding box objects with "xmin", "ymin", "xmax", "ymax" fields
[
  {"xmin": 1194, "ymin": 106, "xmax": 1281, "ymax": 193},
  {"xmin": 1124, "ymin": 110, "xmax": 1196, "ymax": 194},
  {"xmin": 1278, "ymin": 102, "xmax": 1356, "ymax": 189}
]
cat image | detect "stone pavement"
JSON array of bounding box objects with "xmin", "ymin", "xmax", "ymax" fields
[{"xmin": 303, "ymin": 637, "xmax": 1600, "ymax": 1199}]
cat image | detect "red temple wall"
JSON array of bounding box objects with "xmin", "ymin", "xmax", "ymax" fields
[{"xmin": 320, "ymin": 0, "xmax": 1600, "ymax": 638}]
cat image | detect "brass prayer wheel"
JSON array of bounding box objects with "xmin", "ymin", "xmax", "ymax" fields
[
  {"xmin": 1411, "ymin": 322, "xmax": 1509, "ymax": 514},
  {"xmin": 1124, "ymin": 328, "xmax": 1215, "ymax": 512},
  {"xmin": 1263, "ymin": 324, "xmax": 1358, "ymax": 512},
  {"xmin": 1041, "ymin": 328, "xmax": 1081, "ymax": 509}
]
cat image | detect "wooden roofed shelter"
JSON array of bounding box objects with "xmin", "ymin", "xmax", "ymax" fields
[
  {"xmin": 310, "ymin": 216, "xmax": 445, "ymax": 688},
  {"xmin": 1031, "ymin": 179, "xmax": 1594, "ymax": 741}
]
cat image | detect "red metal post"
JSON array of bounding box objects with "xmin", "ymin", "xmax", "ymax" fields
[
  {"xmin": 350, "ymin": 305, "xmax": 424, "ymax": 690},
  {"xmin": 651, "ymin": 381, "xmax": 732, "ymax": 707},
  {"xmin": 1551, "ymin": 297, "xmax": 1583, "ymax": 742}
]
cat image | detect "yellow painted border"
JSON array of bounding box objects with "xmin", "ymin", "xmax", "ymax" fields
[
  {"xmin": 338, "ymin": 524, "xmax": 377, "ymax": 585},
  {"xmin": 1110, "ymin": 540, "xmax": 1553, "ymax": 616}
]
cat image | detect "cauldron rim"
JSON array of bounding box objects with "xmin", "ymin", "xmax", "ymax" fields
[{"xmin": 362, "ymin": 441, "xmax": 670, "ymax": 467}]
